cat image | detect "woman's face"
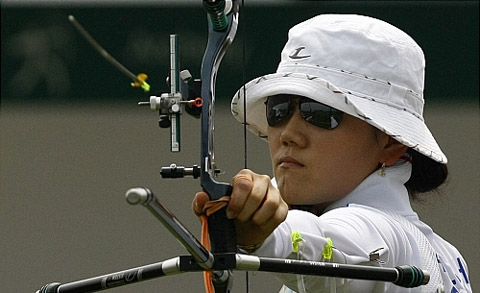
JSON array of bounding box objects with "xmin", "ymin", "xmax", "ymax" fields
[{"xmin": 268, "ymin": 100, "xmax": 387, "ymax": 211}]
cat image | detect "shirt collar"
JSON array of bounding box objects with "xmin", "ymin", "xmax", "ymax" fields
[{"xmin": 323, "ymin": 160, "xmax": 417, "ymax": 218}]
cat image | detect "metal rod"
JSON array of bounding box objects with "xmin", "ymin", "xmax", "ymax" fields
[
  {"xmin": 36, "ymin": 257, "xmax": 181, "ymax": 293},
  {"xmin": 234, "ymin": 255, "xmax": 430, "ymax": 288},
  {"xmin": 169, "ymin": 34, "xmax": 181, "ymax": 152},
  {"xmin": 125, "ymin": 187, "xmax": 214, "ymax": 270}
]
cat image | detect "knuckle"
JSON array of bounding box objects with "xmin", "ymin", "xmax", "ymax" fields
[
  {"xmin": 238, "ymin": 169, "xmax": 253, "ymax": 175},
  {"xmin": 238, "ymin": 178, "xmax": 253, "ymax": 189},
  {"xmin": 233, "ymin": 177, "xmax": 253, "ymax": 193},
  {"xmin": 257, "ymin": 174, "xmax": 271, "ymax": 183}
]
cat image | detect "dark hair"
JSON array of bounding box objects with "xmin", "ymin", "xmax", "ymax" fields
[{"xmin": 405, "ymin": 148, "xmax": 449, "ymax": 200}]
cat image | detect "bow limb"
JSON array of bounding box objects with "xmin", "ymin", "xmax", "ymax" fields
[
  {"xmin": 200, "ymin": 0, "xmax": 239, "ymax": 200},
  {"xmin": 200, "ymin": 0, "xmax": 240, "ymax": 291}
]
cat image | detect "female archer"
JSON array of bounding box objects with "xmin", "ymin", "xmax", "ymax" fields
[{"xmin": 194, "ymin": 14, "xmax": 472, "ymax": 292}]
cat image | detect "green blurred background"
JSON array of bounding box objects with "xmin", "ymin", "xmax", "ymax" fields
[{"xmin": 1, "ymin": 1, "xmax": 478, "ymax": 292}]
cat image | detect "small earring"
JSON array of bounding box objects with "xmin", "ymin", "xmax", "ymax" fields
[{"xmin": 379, "ymin": 162, "xmax": 386, "ymax": 177}]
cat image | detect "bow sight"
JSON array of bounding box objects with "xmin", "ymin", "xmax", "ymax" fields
[{"xmin": 138, "ymin": 34, "xmax": 203, "ymax": 154}]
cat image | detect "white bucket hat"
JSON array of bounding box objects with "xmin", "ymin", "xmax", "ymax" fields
[{"xmin": 231, "ymin": 14, "xmax": 447, "ymax": 164}]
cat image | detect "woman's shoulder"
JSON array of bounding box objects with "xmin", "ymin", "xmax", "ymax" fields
[
  {"xmin": 319, "ymin": 204, "xmax": 421, "ymax": 257},
  {"xmin": 321, "ymin": 204, "xmax": 404, "ymax": 227}
]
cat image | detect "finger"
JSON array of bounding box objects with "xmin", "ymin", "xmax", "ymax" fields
[
  {"xmin": 227, "ymin": 170, "xmax": 254, "ymax": 219},
  {"xmin": 251, "ymin": 185, "xmax": 286, "ymax": 225},
  {"xmin": 257, "ymin": 202, "xmax": 289, "ymax": 236},
  {"xmin": 236, "ymin": 174, "xmax": 271, "ymax": 222},
  {"xmin": 252, "ymin": 184, "xmax": 288, "ymax": 226},
  {"xmin": 234, "ymin": 204, "xmax": 288, "ymax": 246},
  {"xmin": 192, "ymin": 191, "xmax": 210, "ymax": 216}
]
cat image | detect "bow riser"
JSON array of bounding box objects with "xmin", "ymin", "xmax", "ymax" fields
[{"xmin": 200, "ymin": 1, "xmax": 240, "ymax": 290}]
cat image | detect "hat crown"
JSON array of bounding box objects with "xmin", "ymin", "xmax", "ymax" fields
[{"xmin": 279, "ymin": 14, "xmax": 425, "ymax": 98}]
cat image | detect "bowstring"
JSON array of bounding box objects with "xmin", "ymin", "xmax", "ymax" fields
[
  {"xmin": 241, "ymin": 0, "xmax": 250, "ymax": 292},
  {"xmin": 242, "ymin": 0, "xmax": 248, "ymax": 172}
]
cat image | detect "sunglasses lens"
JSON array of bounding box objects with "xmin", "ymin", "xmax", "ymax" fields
[
  {"xmin": 299, "ymin": 99, "xmax": 343, "ymax": 129},
  {"xmin": 266, "ymin": 95, "xmax": 343, "ymax": 129},
  {"xmin": 266, "ymin": 95, "xmax": 294, "ymax": 126}
]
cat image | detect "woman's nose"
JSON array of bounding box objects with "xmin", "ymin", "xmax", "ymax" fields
[{"xmin": 279, "ymin": 108, "xmax": 308, "ymax": 148}]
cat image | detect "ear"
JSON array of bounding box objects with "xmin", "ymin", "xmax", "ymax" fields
[{"xmin": 379, "ymin": 137, "xmax": 408, "ymax": 166}]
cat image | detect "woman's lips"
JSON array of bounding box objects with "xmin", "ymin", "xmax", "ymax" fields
[{"xmin": 278, "ymin": 156, "xmax": 304, "ymax": 168}]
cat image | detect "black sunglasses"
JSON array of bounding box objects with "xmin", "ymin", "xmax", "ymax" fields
[{"xmin": 265, "ymin": 94, "xmax": 343, "ymax": 130}]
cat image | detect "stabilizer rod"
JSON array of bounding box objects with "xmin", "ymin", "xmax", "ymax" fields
[
  {"xmin": 37, "ymin": 254, "xmax": 429, "ymax": 292},
  {"xmin": 125, "ymin": 187, "xmax": 213, "ymax": 270},
  {"xmin": 36, "ymin": 257, "xmax": 181, "ymax": 293}
]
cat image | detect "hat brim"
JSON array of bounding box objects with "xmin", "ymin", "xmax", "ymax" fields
[{"xmin": 231, "ymin": 72, "xmax": 447, "ymax": 163}]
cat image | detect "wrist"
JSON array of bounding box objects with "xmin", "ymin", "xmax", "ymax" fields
[{"xmin": 237, "ymin": 242, "xmax": 263, "ymax": 254}]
